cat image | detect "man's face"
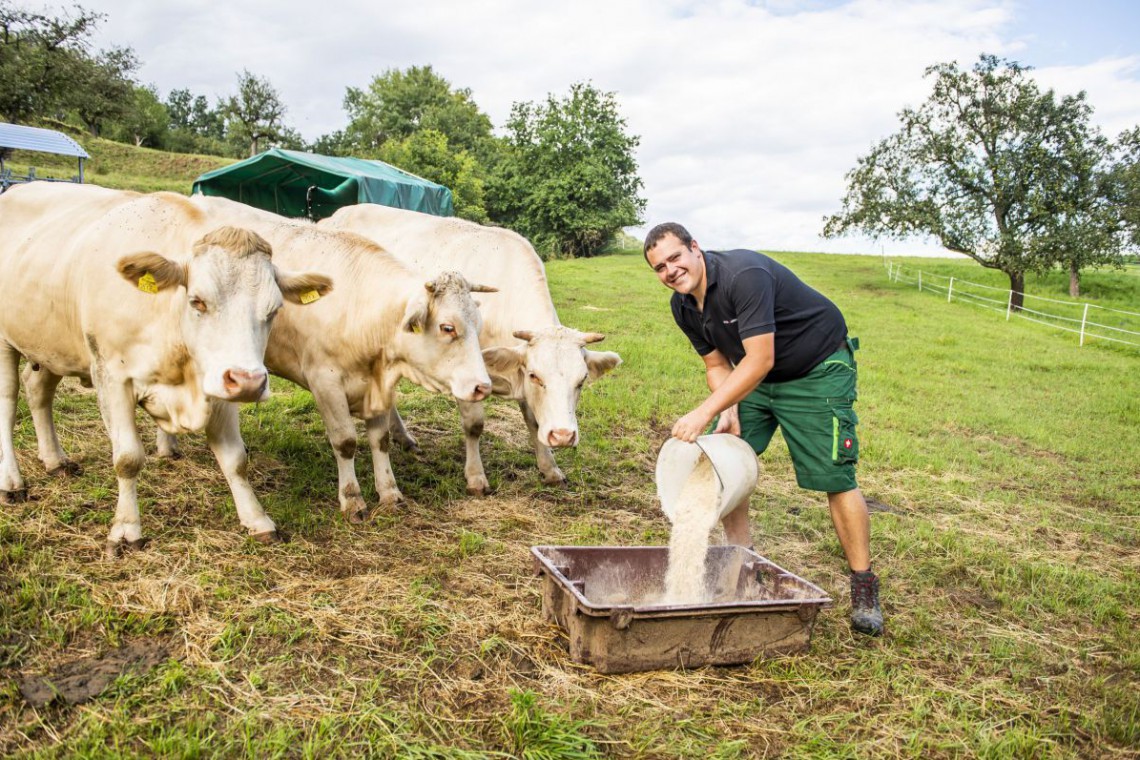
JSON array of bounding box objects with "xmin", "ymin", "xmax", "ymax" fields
[{"xmin": 646, "ymin": 233, "xmax": 704, "ymax": 296}]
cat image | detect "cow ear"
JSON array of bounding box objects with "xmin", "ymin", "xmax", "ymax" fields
[
  {"xmin": 117, "ymin": 252, "xmax": 186, "ymax": 292},
  {"xmin": 402, "ymin": 290, "xmax": 430, "ymax": 333},
  {"xmin": 585, "ymin": 350, "xmax": 622, "ymax": 380},
  {"xmin": 277, "ymin": 270, "xmax": 333, "ymax": 305},
  {"xmin": 482, "ymin": 345, "xmax": 526, "ymax": 397}
]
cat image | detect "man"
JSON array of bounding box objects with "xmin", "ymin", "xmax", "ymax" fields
[{"xmin": 644, "ymin": 222, "xmax": 883, "ymax": 636}]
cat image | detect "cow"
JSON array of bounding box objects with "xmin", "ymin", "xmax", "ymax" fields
[
  {"xmin": 155, "ymin": 195, "xmax": 496, "ymax": 519},
  {"xmin": 319, "ymin": 204, "xmax": 621, "ymax": 494},
  {"xmin": 0, "ymin": 183, "xmax": 332, "ymax": 555}
]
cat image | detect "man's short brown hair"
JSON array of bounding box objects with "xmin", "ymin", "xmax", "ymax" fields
[{"xmin": 643, "ymin": 222, "xmax": 693, "ymax": 261}]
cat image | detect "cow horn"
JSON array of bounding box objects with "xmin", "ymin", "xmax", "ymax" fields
[
  {"xmin": 513, "ymin": 330, "xmax": 535, "ymax": 343},
  {"xmin": 424, "ymin": 280, "xmax": 437, "ymax": 295},
  {"xmin": 581, "ymin": 332, "xmax": 606, "ymax": 344},
  {"xmin": 469, "ymin": 283, "xmax": 499, "ymax": 293}
]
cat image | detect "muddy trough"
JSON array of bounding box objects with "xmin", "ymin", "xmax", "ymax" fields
[{"xmin": 532, "ymin": 545, "xmax": 832, "ymax": 674}]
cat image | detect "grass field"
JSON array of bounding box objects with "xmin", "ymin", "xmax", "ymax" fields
[
  {"xmin": 0, "ymin": 241, "xmax": 1137, "ymax": 757},
  {"xmin": 3, "ymin": 135, "xmax": 232, "ymax": 194}
]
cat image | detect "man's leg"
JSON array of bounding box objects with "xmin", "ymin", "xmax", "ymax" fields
[
  {"xmin": 827, "ymin": 487, "xmax": 871, "ymax": 572},
  {"xmin": 772, "ymin": 346, "xmax": 883, "ymax": 636},
  {"xmin": 724, "ymin": 386, "xmax": 778, "ymax": 548}
]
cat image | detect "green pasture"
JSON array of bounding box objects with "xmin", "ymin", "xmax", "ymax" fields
[
  {"xmin": 3, "ymin": 136, "xmax": 232, "ymax": 194},
  {"xmin": 0, "ymin": 246, "xmax": 1137, "ymax": 757}
]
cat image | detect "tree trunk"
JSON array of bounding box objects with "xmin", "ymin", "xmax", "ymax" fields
[
  {"xmin": 250, "ymin": 138, "xmax": 259, "ymax": 157},
  {"xmin": 1008, "ymin": 270, "xmax": 1025, "ymax": 311},
  {"xmin": 1069, "ymin": 263, "xmax": 1080, "ymax": 298}
]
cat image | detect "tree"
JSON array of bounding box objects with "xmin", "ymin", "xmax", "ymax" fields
[
  {"xmin": 1112, "ymin": 127, "xmax": 1140, "ymax": 252},
  {"xmin": 379, "ymin": 129, "xmax": 488, "ymax": 222},
  {"xmin": 823, "ymin": 55, "xmax": 1124, "ymax": 307},
  {"xmin": 165, "ymin": 87, "xmax": 227, "ymax": 156},
  {"xmin": 223, "ymin": 69, "xmax": 287, "ymax": 157},
  {"xmin": 489, "ymin": 82, "xmax": 645, "ymax": 258},
  {"xmin": 109, "ymin": 83, "xmax": 168, "ymax": 147},
  {"xmin": 0, "ymin": 1, "xmax": 103, "ymax": 123},
  {"xmin": 69, "ymin": 45, "xmax": 137, "ymax": 136},
  {"xmin": 343, "ymin": 65, "xmax": 493, "ymax": 156}
]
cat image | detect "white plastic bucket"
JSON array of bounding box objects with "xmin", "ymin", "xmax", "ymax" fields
[{"xmin": 655, "ymin": 434, "xmax": 759, "ymax": 524}]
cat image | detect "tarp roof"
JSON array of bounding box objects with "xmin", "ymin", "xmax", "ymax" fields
[
  {"xmin": 0, "ymin": 123, "xmax": 89, "ymax": 158},
  {"xmin": 192, "ymin": 148, "xmax": 454, "ymax": 220}
]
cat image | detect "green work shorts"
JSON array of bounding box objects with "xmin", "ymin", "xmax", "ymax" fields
[{"xmin": 737, "ymin": 337, "xmax": 861, "ymax": 493}]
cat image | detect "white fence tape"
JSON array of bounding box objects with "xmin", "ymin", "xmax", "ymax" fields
[{"xmin": 885, "ymin": 261, "xmax": 1140, "ymax": 349}]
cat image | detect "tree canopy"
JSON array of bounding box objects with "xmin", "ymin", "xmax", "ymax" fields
[
  {"xmin": 823, "ymin": 54, "xmax": 1126, "ymax": 305},
  {"xmin": 490, "ymin": 82, "xmax": 645, "ymax": 258},
  {"xmin": 343, "ymin": 65, "xmax": 493, "ymax": 157},
  {"xmin": 223, "ymin": 69, "xmax": 287, "ymax": 157}
]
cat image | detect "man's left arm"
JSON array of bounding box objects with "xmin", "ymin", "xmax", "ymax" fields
[{"xmin": 672, "ymin": 333, "xmax": 774, "ymax": 442}]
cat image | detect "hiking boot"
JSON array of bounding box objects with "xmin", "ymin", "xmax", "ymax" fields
[{"xmin": 850, "ymin": 569, "xmax": 884, "ymax": 636}]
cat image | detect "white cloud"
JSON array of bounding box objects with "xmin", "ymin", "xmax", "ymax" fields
[{"xmin": 81, "ymin": 0, "xmax": 1140, "ymax": 255}]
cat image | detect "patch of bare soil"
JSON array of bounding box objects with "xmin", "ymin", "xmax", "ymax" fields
[{"xmin": 17, "ymin": 639, "xmax": 171, "ymax": 707}]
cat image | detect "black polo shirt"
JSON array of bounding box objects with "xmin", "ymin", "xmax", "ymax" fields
[{"xmin": 670, "ymin": 249, "xmax": 848, "ymax": 383}]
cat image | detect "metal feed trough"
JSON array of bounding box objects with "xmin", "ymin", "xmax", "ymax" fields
[
  {"xmin": 532, "ymin": 545, "xmax": 832, "ymax": 674},
  {"xmin": 0, "ymin": 123, "xmax": 89, "ymax": 193}
]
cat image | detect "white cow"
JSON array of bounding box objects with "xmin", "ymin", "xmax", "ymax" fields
[
  {"xmin": 320, "ymin": 204, "xmax": 621, "ymax": 494},
  {"xmin": 158, "ymin": 195, "xmax": 496, "ymax": 519},
  {"xmin": 0, "ymin": 183, "xmax": 332, "ymax": 555}
]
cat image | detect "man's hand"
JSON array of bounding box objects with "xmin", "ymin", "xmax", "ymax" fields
[
  {"xmin": 713, "ymin": 404, "xmax": 741, "ymax": 436},
  {"xmin": 672, "ymin": 407, "xmax": 714, "ymax": 443}
]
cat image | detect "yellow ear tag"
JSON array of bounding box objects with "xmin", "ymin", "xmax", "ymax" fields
[
  {"xmin": 137, "ymin": 272, "xmax": 159, "ymax": 294},
  {"xmin": 299, "ymin": 289, "xmax": 321, "ymax": 304},
  {"xmin": 411, "ymin": 324, "xmax": 422, "ymax": 333}
]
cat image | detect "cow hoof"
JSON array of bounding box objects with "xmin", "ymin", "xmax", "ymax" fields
[
  {"xmin": 104, "ymin": 537, "xmax": 148, "ymax": 559},
  {"xmin": 377, "ymin": 492, "xmax": 405, "ymax": 509},
  {"xmin": 157, "ymin": 450, "xmax": 183, "ymax": 461},
  {"xmin": 250, "ymin": 530, "xmax": 283, "ymax": 544},
  {"xmin": 1, "ymin": 488, "xmax": 28, "ymax": 505},
  {"xmin": 541, "ymin": 473, "xmax": 568, "ymax": 487},
  {"xmin": 466, "ymin": 478, "xmax": 491, "ymax": 497},
  {"xmin": 48, "ymin": 461, "xmax": 83, "ymax": 477}
]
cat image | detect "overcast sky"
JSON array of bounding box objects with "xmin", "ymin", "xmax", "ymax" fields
[{"xmin": 71, "ymin": 0, "xmax": 1140, "ymax": 254}]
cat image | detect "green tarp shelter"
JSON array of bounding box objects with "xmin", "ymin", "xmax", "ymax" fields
[{"xmin": 191, "ymin": 148, "xmax": 454, "ymax": 220}]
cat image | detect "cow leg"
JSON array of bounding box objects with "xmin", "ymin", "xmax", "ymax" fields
[
  {"xmin": 0, "ymin": 345, "xmax": 28, "ymax": 502},
  {"xmin": 309, "ymin": 380, "xmax": 370, "ymax": 522},
  {"xmin": 365, "ymin": 413, "xmax": 405, "ymax": 508},
  {"xmin": 519, "ymin": 399, "xmax": 566, "ymax": 486},
  {"xmin": 155, "ymin": 429, "xmax": 183, "ymax": 459},
  {"xmin": 21, "ymin": 364, "xmax": 81, "ymax": 476},
  {"xmin": 94, "ymin": 375, "xmax": 148, "ymax": 556},
  {"xmin": 457, "ymin": 400, "xmax": 489, "ymax": 496},
  {"xmin": 388, "ymin": 408, "xmax": 420, "ymax": 452},
  {"xmin": 204, "ymin": 402, "xmax": 278, "ymax": 541}
]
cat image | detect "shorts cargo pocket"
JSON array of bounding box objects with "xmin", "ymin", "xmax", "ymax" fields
[{"xmin": 831, "ymin": 406, "xmax": 859, "ymax": 464}]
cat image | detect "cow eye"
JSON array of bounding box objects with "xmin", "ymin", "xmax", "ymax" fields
[
  {"xmin": 190, "ymin": 297, "xmax": 207, "ymax": 314},
  {"xmin": 440, "ymin": 323, "xmax": 456, "ymax": 336},
  {"xmin": 528, "ymin": 372, "xmax": 545, "ymax": 387}
]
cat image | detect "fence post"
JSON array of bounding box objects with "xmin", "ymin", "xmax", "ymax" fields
[
  {"xmin": 948, "ymin": 277, "xmax": 954, "ymax": 303},
  {"xmin": 1079, "ymin": 303, "xmax": 1090, "ymax": 346},
  {"xmin": 1006, "ymin": 290, "xmax": 1013, "ymax": 321},
  {"xmin": 918, "ymin": 271, "xmax": 922, "ymax": 291}
]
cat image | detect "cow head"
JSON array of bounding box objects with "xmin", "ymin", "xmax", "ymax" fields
[
  {"xmin": 117, "ymin": 226, "xmax": 333, "ymax": 403},
  {"xmin": 397, "ymin": 271, "xmax": 495, "ymax": 402},
  {"xmin": 481, "ymin": 327, "xmax": 622, "ymax": 448}
]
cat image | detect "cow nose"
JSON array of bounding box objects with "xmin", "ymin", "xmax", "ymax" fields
[
  {"xmin": 548, "ymin": 428, "xmax": 577, "ymax": 448},
  {"xmin": 471, "ymin": 382, "xmax": 491, "ymax": 402},
  {"xmin": 222, "ymin": 368, "xmax": 269, "ymax": 402}
]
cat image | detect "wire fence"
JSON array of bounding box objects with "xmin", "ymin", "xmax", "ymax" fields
[{"xmin": 883, "ymin": 261, "xmax": 1140, "ymax": 350}]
